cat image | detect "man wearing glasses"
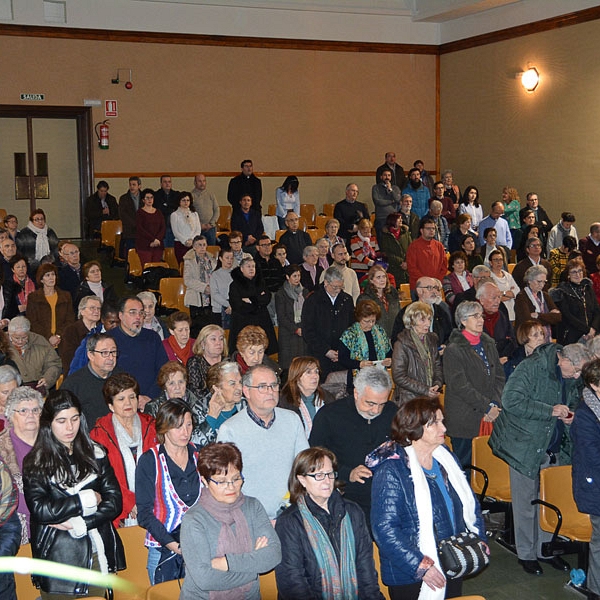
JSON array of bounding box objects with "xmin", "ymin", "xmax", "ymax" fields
[
  {"xmin": 406, "ymin": 217, "xmax": 448, "ymax": 290},
  {"xmin": 217, "ymin": 364, "xmax": 308, "ymax": 520},
  {"xmin": 62, "ymin": 333, "xmax": 124, "ymax": 427},
  {"xmin": 511, "ymin": 237, "xmax": 553, "ymax": 291},
  {"xmin": 109, "ymin": 297, "xmax": 168, "ymax": 403}
]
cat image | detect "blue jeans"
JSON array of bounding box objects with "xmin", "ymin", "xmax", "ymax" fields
[
  {"xmin": 204, "ymin": 226, "xmax": 217, "ymax": 245},
  {"xmin": 147, "ymin": 546, "xmax": 162, "ymax": 585}
]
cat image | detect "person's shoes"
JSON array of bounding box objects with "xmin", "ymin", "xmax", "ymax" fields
[
  {"xmin": 518, "ymin": 559, "xmax": 543, "ymax": 575},
  {"xmin": 538, "ymin": 555, "xmax": 571, "ymax": 571}
]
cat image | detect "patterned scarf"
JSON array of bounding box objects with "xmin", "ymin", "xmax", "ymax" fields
[
  {"xmin": 297, "ymin": 494, "xmax": 358, "ymax": 600},
  {"xmin": 409, "ymin": 330, "xmax": 434, "ymax": 387},
  {"xmin": 196, "ymin": 255, "xmax": 214, "ymax": 307},
  {"xmin": 13, "ymin": 273, "xmax": 35, "ymax": 308},
  {"xmin": 339, "ymin": 322, "xmax": 391, "ymax": 377}
]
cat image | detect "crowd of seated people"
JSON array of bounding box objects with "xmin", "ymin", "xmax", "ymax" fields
[{"xmin": 4, "ymin": 160, "xmax": 600, "ymax": 600}]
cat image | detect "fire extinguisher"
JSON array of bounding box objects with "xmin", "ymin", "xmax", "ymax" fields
[{"xmin": 94, "ymin": 120, "xmax": 110, "ymax": 150}]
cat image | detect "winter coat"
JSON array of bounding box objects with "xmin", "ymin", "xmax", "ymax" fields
[
  {"xmin": 23, "ymin": 445, "xmax": 126, "ymax": 594},
  {"xmin": 275, "ymin": 491, "xmax": 384, "ymax": 600},
  {"xmin": 571, "ymin": 389, "xmax": 600, "ymax": 516},
  {"xmin": 15, "ymin": 227, "xmax": 59, "ymax": 275},
  {"xmin": 514, "ymin": 288, "xmax": 561, "ymax": 332},
  {"xmin": 90, "ymin": 412, "xmax": 157, "ymax": 526},
  {"xmin": 26, "ymin": 288, "xmax": 75, "ymax": 340},
  {"xmin": 228, "ymin": 267, "xmax": 277, "ymax": 355},
  {"xmin": 391, "ymin": 328, "xmax": 443, "ymax": 406},
  {"xmin": 489, "ymin": 342, "xmax": 582, "ymax": 479},
  {"xmin": 550, "ymin": 279, "xmax": 600, "ymax": 345},
  {"xmin": 368, "ymin": 441, "xmax": 486, "ymax": 587},
  {"xmin": 274, "ymin": 285, "xmax": 307, "ymax": 369},
  {"xmin": 182, "ymin": 248, "xmax": 216, "ymax": 308},
  {"xmin": 442, "ymin": 329, "xmax": 504, "ymax": 439},
  {"xmin": 73, "ymin": 280, "xmax": 119, "ymax": 313},
  {"xmin": 358, "ymin": 286, "xmax": 400, "ymax": 340}
]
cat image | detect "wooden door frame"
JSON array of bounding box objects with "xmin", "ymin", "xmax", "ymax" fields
[{"xmin": 0, "ymin": 105, "xmax": 94, "ymax": 239}]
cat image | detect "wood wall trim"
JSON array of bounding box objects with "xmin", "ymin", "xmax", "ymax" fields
[
  {"xmin": 0, "ymin": 24, "xmax": 437, "ymax": 55},
  {"xmin": 439, "ymin": 6, "xmax": 600, "ymax": 54},
  {"xmin": 94, "ymin": 171, "xmax": 388, "ymax": 179}
]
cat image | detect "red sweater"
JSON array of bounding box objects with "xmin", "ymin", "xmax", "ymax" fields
[
  {"xmin": 406, "ymin": 236, "xmax": 448, "ymax": 289},
  {"xmin": 90, "ymin": 412, "xmax": 157, "ymax": 526}
]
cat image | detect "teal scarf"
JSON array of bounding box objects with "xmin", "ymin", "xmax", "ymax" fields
[{"xmin": 297, "ymin": 494, "xmax": 358, "ymax": 600}]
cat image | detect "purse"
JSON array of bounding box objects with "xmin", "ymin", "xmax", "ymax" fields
[
  {"xmin": 437, "ymin": 531, "xmax": 489, "ymax": 579},
  {"xmin": 154, "ymin": 526, "xmax": 185, "ymax": 584}
]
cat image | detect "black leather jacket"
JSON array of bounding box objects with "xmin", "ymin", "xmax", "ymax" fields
[{"xmin": 23, "ymin": 445, "xmax": 126, "ymax": 594}]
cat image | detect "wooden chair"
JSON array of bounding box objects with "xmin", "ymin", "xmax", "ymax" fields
[
  {"xmin": 315, "ymin": 214, "xmax": 329, "ymax": 230},
  {"xmin": 100, "ymin": 219, "xmax": 124, "ymax": 265},
  {"xmin": 143, "ymin": 261, "xmax": 169, "ymax": 271},
  {"xmin": 15, "ymin": 543, "xmax": 38, "ymax": 600},
  {"xmin": 267, "ymin": 204, "xmax": 277, "ymax": 216},
  {"xmin": 322, "ymin": 203, "xmax": 335, "ymax": 217},
  {"xmin": 259, "ymin": 569, "xmax": 278, "ymax": 600},
  {"xmin": 145, "ymin": 578, "xmax": 184, "ymax": 600},
  {"xmin": 207, "ymin": 245, "xmax": 221, "ymax": 259},
  {"xmin": 127, "ymin": 248, "xmax": 143, "ymax": 279},
  {"xmin": 298, "ymin": 216, "xmax": 308, "ymax": 231},
  {"xmin": 533, "ymin": 465, "xmax": 591, "ymax": 569},
  {"xmin": 114, "ymin": 525, "xmax": 151, "ymax": 600},
  {"xmin": 0, "ymin": 208, "xmax": 7, "ymax": 221},
  {"xmin": 159, "ymin": 277, "xmax": 188, "ymax": 314},
  {"xmin": 217, "ymin": 205, "xmax": 232, "ymax": 233},
  {"xmin": 371, "ymin": 542, "xmax": 391, "ymax": 600},
  {"xmin": 163, "ymin": 246, "xmax": 179, "ymax": 270},
  {"xmin": 275, "ymin": 230, "xmax": 286, "ymax": 242},
  {"xmin": 468, "ymin": 435, "xmax": 514, "ymax": 550},
  {"xmin": 300, "ymin": 203, "xmax": 316, "ymax": 227},
  {"xmin": 308, "ymin": 228, "xmax": 325, "ymax": 244},
  {"xmin": 507, "ymin": 263, "xmax": 516, "ymax": 273}
]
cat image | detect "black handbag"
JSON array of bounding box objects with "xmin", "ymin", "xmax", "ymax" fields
[
  {"xmin": 437, "ymin": 531, "xmax": 489, "ymax": 579},
  {"xmin": 154, "ymin": 526, "xmax": 185, "ymax": 584}
]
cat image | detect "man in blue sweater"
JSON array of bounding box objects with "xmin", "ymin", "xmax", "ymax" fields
[{"xmin": 109, "ymin": 296, "xmax": 168, "ymax": 407}]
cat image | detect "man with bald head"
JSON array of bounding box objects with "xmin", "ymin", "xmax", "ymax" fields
[
  {"xmin": 58, "ymin": 242, "xmax": 83, "ymax": 305},
  {"xmin": 191, "ymin": 173, "xmax": 219, "ymax": 245}
]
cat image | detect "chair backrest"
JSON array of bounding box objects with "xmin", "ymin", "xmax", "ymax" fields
[
  {"xmin": 267, "ymin": 204, "xmax": 277, "ymax": 216},
  {"xmin": 101, "ymin": 219, "xmax": 123, "ymax": 247},
  {"xmin": 127, "ymin": 248, "xmax": 143, "ymax": 278},
  {"xmin": 275, "ymin": 229, "xmax": 286, "ymax": 242},
  {"xmin": 159, "ymin": 277, "xmax": 187, "ymax": 311},
  {"xmin": 507, "ymin": 263, "xmax": 516, "ymax": 274},
  {"xmin": 217, "ymin": 205, "xmax": 232, "ymax": 231},
  {"xmin": 470, "ymin": 435, "xmax": 511, "ymax": 502},
  {"xmin": 300, "ymin": 203, "xmax": 316, "ymax": 227},
  {"xmin": 114, "ymin": 525, "xmax": 150, "ymax": 600},
  {"xmin": 145, "ymin": 578, "xmax": 184, "ymax": 600},
  {"xmin": 297, "ymin": 216, "xmax": 308, "ymax": 231},
  {"xmin": 207, "ymin": 245, "xmax": 221, "ymax": 259},
  {"xmin": 371, "ymin": 542, "xmax": 391, "ymax": 600},
  {"xmin": 538, "ymin": 465, "xmax": 591, "ymax": 542},
  {"xmin": 315, "ymin": 214, "xmax": 329, "ymax": 230},
  {"xmin": 163, "ymin": 246, "xmax": 179, "ymax": 270},
  {"xmin": 259, "ymin": 569, "xmax": 278, "ymax": 600},
  {"xmin": 15, "ymin": 543, "xmax": 38, "ymax": 600},
  {"xmin": 308, "ymin": 228, "xmax": 325, "ymax": 244},
  {"xmin": 0, "ymin": 208, "xmax": 7, "ymax": 221},
  {"xmin": 322, "ymin": 203, "xmax": 335, "ymax": 217}
]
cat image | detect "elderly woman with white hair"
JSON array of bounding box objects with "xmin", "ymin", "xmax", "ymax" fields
[
  {"xmin": 0, "ymin": 364, "xmax": 20, "ymax": 424},
  {"xmin": 7, "ymin": 316, "xmax": 61, "ymax": 393},
  {"xmin": 137, "ymin": 291, "xmax": 168, "ymax": 340},
  {"xmin": 514, "ymin": 265, "xmax": 561, "ymax": 338},
  {"xmin": 392, "ymin": 301, "xmax": 443, "ymax": 407},
  {"xmin": 0, "ymin": 386, "xmax": 43, "ymax": 543},
  {"xmin": 443, "ymin": 300, "xmax": 505, "ymax": 467}
]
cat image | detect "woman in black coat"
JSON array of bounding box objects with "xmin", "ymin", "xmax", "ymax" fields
[
  {"xmin": 22, "ymin": 390, "xmax": 125, "ymax": 597},
  {"xmin": 15, "ymin": 209, "xmax": 59, "ymax": 276},
  {"xmin": 228, "ymin": 257, "xmax": 278, "ymax": 355}
]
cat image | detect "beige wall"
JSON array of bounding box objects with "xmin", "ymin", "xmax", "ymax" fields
[{"xmin": 440, "ymin": 19, "xmax": 600, "ymax": 231}]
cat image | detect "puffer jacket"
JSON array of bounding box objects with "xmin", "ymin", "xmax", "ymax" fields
[
  {"xmin": 391, "ymin": 328, "xmax": 443, "ymax": 406},
  {"xmin": 23, "ymin": 444, "xmax": 126, "ymax": 594},
  {"xmin": 443, "ymin": 329, "xmax": 504, "ymax": 439},
  {"xmin": 489, "ymin": 342, "xmax": 582, "ymax": 479},
  {"xmin": 275, "ymin": 491, "xmax": 384, "ymax": 599},
  {"xmin": 368, "ymin": 441, "xmax": 485, "ymax": 587}
]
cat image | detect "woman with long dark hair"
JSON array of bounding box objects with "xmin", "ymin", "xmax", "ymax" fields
[
  {"xmin": 458, "ymin": 185, "xmax": 483, "ymax": 232},
  {"xmin": 22, "ymin": 390, "xmax": 125, "ymax": 598},
  {"xmin": 276, "ymin": 175, "xmax": 300, "ymax": 230}
]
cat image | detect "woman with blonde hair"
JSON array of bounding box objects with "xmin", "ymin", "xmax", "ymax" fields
[{"xmin": 187, "ymin": 324, "xmax": 227, "ymax": 397}]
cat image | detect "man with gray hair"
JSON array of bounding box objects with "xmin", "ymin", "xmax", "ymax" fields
[
  {"xmin": 303, "ymin": 267, "xmax": 354, "ymax": 380},
  {"xmin": 191, "ymin": 173, "xmax": 219, "ymax": 245},
  {"xmin": 217, "ymin": 364, "xmax": 308, "ymax": 520},
  {"xmin": 511, "ymin": 237, "xmax": 552, "ymax": 291},
  {"xmin": 490, "ymin": 342, "xmax": 590, "ymax": 575},
  {"xmin": 318, "ymin": 243, "xmax": 360, "ymax": 303},
  {"xmin": 7, "ymin": 316, "xmax": 61, "ymax": 393},
  {"xmin": 309, "ymin": 366, "xmax": 396, "ymax": 528},
  {"xmin": 451, "ymin": 264, "xmax": 493, "ymax": 309}
]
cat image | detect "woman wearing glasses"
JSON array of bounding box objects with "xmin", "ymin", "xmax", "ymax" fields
[
  {"xmin": 275, "ymin": 446, "xmax": 383, "ymax": 600},
  {"xmin": 551, "ymin": 257, "xmax": 600, "ymax": 345},
  {"xmin": 90, "ymin": 373, "xmax": 156, "ymax": 527},
  {"xmin": 180, "ymin": 442, "xmax": 281, "ymax": 600},
  {"xmin": 0, "ymin": 386, "xmax": 43, "ymax": 543}
]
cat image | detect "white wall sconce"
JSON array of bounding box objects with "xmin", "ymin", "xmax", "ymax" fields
[{"xmin": 519, "ymin": 66, "xmax": 540, "ymax": 92}]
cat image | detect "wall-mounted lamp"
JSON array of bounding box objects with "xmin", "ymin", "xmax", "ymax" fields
[
  {"xmin": 518, "ymin": 66, "xmax": 540, "ymax": 92},
  {"xmin": 111, "ymin": 68, "xmax": 133, "ymax": 90}
]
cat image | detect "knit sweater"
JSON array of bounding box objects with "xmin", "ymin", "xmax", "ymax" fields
[{"xmin": 217, "ymin": 407, "xmax": 308, "ymax": 519}]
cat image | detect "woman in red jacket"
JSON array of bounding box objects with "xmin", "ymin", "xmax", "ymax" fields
[{"xmin": 90, "ymin": 372, "xmax": 156, "ymax": 527}]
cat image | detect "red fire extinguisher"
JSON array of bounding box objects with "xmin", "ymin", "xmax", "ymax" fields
[{"xmin": 94, "ymin": 120, "xmax": 110, "ymax": 149}]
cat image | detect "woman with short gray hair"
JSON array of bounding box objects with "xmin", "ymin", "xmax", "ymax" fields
[
  {"xmin": 0, "ymin": 365, "xmax": 21, "ymax": 422},
  {"xmin": 0, "ymin": 386, "xmax": 43, "ymax": 543},
  {"xmin": 514, "ymin": 264, "xmax": 561, "ymax": 337}
]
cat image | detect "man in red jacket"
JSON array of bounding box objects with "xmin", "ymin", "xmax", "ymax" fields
[{"xmin": 406, "ymin": 217, "xmax": 448, "ymax": 290}]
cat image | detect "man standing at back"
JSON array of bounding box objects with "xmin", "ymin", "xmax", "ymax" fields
[
  {"xmin": 217, "ymin": 364, "xmax": 308, "ymax": 520},
  {"xmin": 227, "ymin": 159, "xmax": 262, "ymax": 214},
  {"xmin": 119, "ymin": 176, "xmax": 142, "ymax": 258},
  {"xmin": 191, "ymin": 173, "xmax": 219, "ymax": 245},
  {"xmin": 154, "ymin": 175, "xmax": 179, "ymax": 248},
  {"xmin": 375, "ymin": 151, "xmax": 406, "ymax": 190},
  {"xmin": 334, "ymin": 183, "xmax": 369, "ymax": 247},
  {"xmin": 478, "ymin": 201, "xmax": 513, "ymax": 249}
]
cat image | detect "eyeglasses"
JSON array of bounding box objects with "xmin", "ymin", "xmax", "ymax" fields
[
  {"xmin": 466, "ymin": 313, "xmax": 484, "ymax": 319},
  {"xmin": 246, "ymin": 383, "xmax": 280, "ymax": 393},
  {"xmin": 126, "ymin": 310, "xmax": 145, "ymax": 317},
  {"xmin": 208, "ymin": 475, "xmax": 244, "ymax": 487},
  {"xmin": 304, "ymin": 471, "xmax": 337, "ymax": 481},
  {"xmin": 230, "ymin": 240, "xmax": 242, "ymax": 245},
  {"xmin": 91, "ymin": 350, "xmax": 118, "ymax": 358},
  {"xmin": 14, "ymin": 407, "xmax": 41, "ymax": 416},
  {"xmin": 417, "ymin": 285, "xmax": 441, "ymax": 291},
  {"xmin": 532, "ymin": 279, "xmax": 547, "ymax": 284},
  {"xmin": 570, "ymin": 269, "xmax": 584, "ymax": 275}
]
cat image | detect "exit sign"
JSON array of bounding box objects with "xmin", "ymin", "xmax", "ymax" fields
[{"xmin": 20, "ymin": 93, "xmax": 45, "ymax": 101}]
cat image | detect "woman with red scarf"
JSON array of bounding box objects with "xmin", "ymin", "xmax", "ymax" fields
[
  {"xmin": 379, "ymin": 212, "xmax": 410, "ymax": 286},
  {"xmin": 163, "ymin": 311, "xmax": 195, "ymax": 365},
  {"xmin": 229, "ymin": 325, "xmax": 280, "ymax": 377}
]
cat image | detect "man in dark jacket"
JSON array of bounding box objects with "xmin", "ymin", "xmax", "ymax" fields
[
  {"xmin": 227, "ymin": 159, "xmax": 262, "ymax": 214},
  {"xmin": 118, "ymin": 176, "xmax": 141, "ymax": 258},
  {"xmin": 279, "ymin": 212, "xmax": 312, "ymax": 266},
  {"xmin": 153, "ymin": 174, "xmax": 179, "ymax": 248},
  {"xmin": 84, "ymin": 180, "xmax": 118, "ymax": 239},
  {"xmin": 309, "ymin": 366, "xmax": 396, "ymax": 530},
  {"xmin": 490, "ymin": 342, "xmax": 589, "ymax": 576},
  {"xmin": 301, "ymin": 267, "xmax": 354, "ymax": 380},
  {"xmin": 230, "ymin": 195, "xmax": 264, "ymax": 250},
  {"xmin": 334, "ymin": 184, "xmax": 369, "ymax": 246}
]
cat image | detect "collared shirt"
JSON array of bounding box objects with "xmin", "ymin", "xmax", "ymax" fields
[{"xmin": 246, "ymin": 404, "xmax": 276, "ymax": 430}]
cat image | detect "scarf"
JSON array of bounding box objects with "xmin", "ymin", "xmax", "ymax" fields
[
  {"xmin": 27, "ymin": 221, "xmax": 50, "ymax": 261},
  {"xmin": 283, "ymin": 280, "xmax": 304, "ymax": 323},
  {"xmin": 13, "ymin": 274, "xmax": 35, "ymax": 308},
  {"xmin": 357, "ymin": 232, "xmax": 377, "ymax": 261},
  {"xmin": 112, "ymin": 413, "xmax": 142, "ymax": 526},
  {"xmin": 167, "ymin": 335, "xmax": 194, "ymax": 365},
  {"xmin": 339, "ymin": 322, "xmax": 391, "ymax": 377},
  {"xmin": 198, "ymin": 490, "xmax": 253, "ymax": 600},
  {"xmin": 88, "ymin": 281, "xmax": 104, "ymax": 301},
  {"xmin": 235, "ymin": 352, "xmax": 250, "ymax": 375},
  {"xmin": 297, "ymin": 494, "xmax": 358, "ymax": 600},
  {"xmin": 482, "ymin": 310, "xmax": 500, "ymax": 337},
  {"xmin": 410, "ymin": 330, "xmax": 433, "ymax": 387},
  {"xmin": 461, "ymin": 330, "xmax": 490, "ymax": 374},
  {"xmin": 405, "ymin": 444, "xmax": 478, "ymax": 600},
  {"xmin": 389, "ymin": 226, "xmax": 401, "ymax": 241},
  {"xmin": 583, "ymin": 387, "xmax": 600, "ymax": 422},
  {"xmin": 195, "ymin": 255, "xmax": 214, "ymax": 307},
  {"xmin": 525, "ymin": 287, "xmax": 551, "ymax": 341}
]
